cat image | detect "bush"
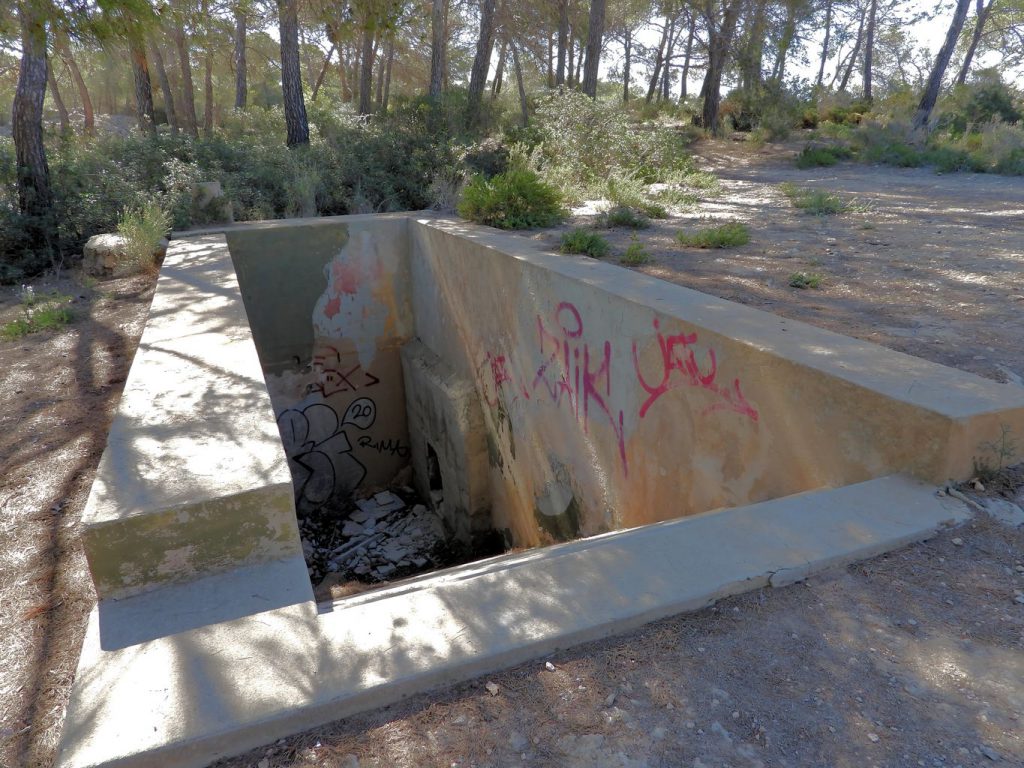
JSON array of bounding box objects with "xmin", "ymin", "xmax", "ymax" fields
[
  {"xmin": 677, "ymin": 221, "xmax": 750, "ymax": 248},
  {"xmin": 788, "ymin": 271, "xmax": 823, "ymax": 289},
  {"xmin": 560, "ymin": 228, "xmax": 610, "ymax": 258},
  {"xmin": 780, "ymin": 183, "xmax": 849, "ymax": 215},
  {"xmin": 598, "ymin": 205, "xmax": 650, "ymax": 229},
  {"xmin": 117, "ymin": 199, "xmax": 170, "ymax": 275},
  {"xmin": 1, "ymin": 285, "xmax": 73, "ymax": 340},
  {"xmin": 457, "ymin": 168, "xmax": 566, "ymax": 229},
  {"xmin": 936, "ymin": 70, "xmax": 1022, "ymax": 136},
  {"xmin": 620, "ymin": 235, "xmax": 652, "ymax": 265},
  {"xmin": 796, "ymin": 144, "xmax": 854, "ymax": 168}
]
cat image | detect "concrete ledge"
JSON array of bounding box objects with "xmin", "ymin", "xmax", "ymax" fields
[
  {"xmin": 80, "ymin": 234, "xmax": 303, "ymax": 599},
  {"xmin": 57, "ymin": 475, "xmax": 967, "ymax": 768}
]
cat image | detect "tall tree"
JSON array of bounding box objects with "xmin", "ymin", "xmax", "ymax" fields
[
  {"xmin": 863, "ymin": 0, "xmax": 878, "ymax": 99},
  {"xmin": 698, "ymin": 0, "xmax": 742, "ymax": 133},
  {"xmin": 278, "ymin": 0, "xmax": 309, "ymax": 144},
  {"xmin": 128, "ymin": 37, "xmax": 157, "ymax": 134},
  {"xmin": 46, "ymin": 58, "xmax": 71, "ymax": 134},
  {"xmin": 13, "ymin": 0, "xmax": 54, "ymax": 232},
  {"xmin": 53, "ymin": 32, "xmax": 93, "ymax": 134},
  {"xmin": 429, "ymin": 0, "xmax": 446, "ymax": 96},
  {"xmin": 954, "ymin": 0, "xmax": 995, "ymax": 84},
  {"xmin": 149, "ymin": 37, "xmax": 179, "ymax": 133},
  {"xmin": 816, "ymin": 0, "xmax": 834, "ymax": 87},
  {"xmin": 913, "ymin": 0, "xmax": 973, "ymax": 128},
  {"xmin": 466, "ymin": 0, "xmax": 497, "ymax": 128},
  {"xmin": 234, "ymin": 3, "xmax": 248, "ymax": 108},
  {"xmin": 581, "ymin": 0, "xmax": 607, "ymax": 96},
  {"xmin": 168, "ymin": 3, "xmax": 199, "ymax": 136},
  {"xmin": 556, "ymin": 0, "xmax": 569, "ymax": 84},
  {"xmin": 201, "ymin": 0, "xmax": 213, "ymax": 133}
]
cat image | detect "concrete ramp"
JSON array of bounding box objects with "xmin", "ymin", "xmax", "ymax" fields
[{"xmin": 57, "ymin": 475, "xmax": 967, "ymax": 768}]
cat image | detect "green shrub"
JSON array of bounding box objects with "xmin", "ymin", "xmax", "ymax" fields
[
  {"xmin": 457, "ymin": 169, "xmax": 566, "ymax": 229},
  {"xmin": 117, "ymin": 199, "xmax": 171, "ymax": 275},
  {"xmin": 560, "ymin": 228, "xmax": 610, "ymax": 258},
  {"xmin": 677, "ymin": 221, "xmax": 750, "ymax": 248},
  {"xmin": 780, "ymin": 183, "xmax": 849, "ymax": 215},
  {"xmin": 936, "ymin": 70, "xmax": 1022, "ymax": 136},
  {"xmin": 598, "ymin": 205, "xmax": 650, "ymax": 229},
  {"xmin": 620, "ymin": 235, "xmax": 652, "ymax": 265},
  {"xmin": 796, "ymin": 144, "xmax": 854, "ymax": 168},
  {"xmin": 788, "ymin": 271, "xmax": 822, "ymax": 289}
]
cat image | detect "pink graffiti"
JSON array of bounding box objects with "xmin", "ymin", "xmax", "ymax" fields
[{"xmin": 631, "ymin": 318, "xmax": 758, "ymax": 422}]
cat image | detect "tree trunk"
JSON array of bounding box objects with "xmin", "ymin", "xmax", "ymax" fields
[
  {"xmin": 129, "ymin": 38, "xmax": 157, "ymax": 135},
  {"xmin": 171, "ymin": 16, "xmax": 199, "ymax": 136},
  {"xmin": 574, "ymin": 43, "xmax": 584, "ymax": 85},
  {"xmin": 54, "ymin": 35, "xmax": 93, "ymax": 134},
  {"xmin": 955, "ymin": 0, "xmax": 992, "ymax": 85},
  {"xmin": 466, "ymin": 0, "xmax": 497, "ymax": 128},
  {"xmin": 913, "ymin": 0, "xmax": 973, "ymax": 129},
  {"xmin": 511, "ymin": 41, "xmax": 528, "ymax": 127},
  {"xmin": 557, "ymin": 0, "xmax": 569, "ymax": 85},
  {"xmin": 773, "ymin": 1, "xmax": 797, "ymax": 84},
  {"xmin": 358, "ymin": 25, "xmax": 375, "ymax": 114},
  {"xmin": 234, "ymin": 6, "xmax": 248, "ymax": 109},
  {"xmin": 646, "ymin": 18, "xmax": 670, "ymax": 103},
  {"xmin": 492, "ymin": 39, "xmax": 507, "ymax": 97},
  {"xmin": 816, "ymin": 0, "xmax": 833, "ymax": 87},
  {"xmin": 837, "ymin": 4, "xmax": 866, "ymax": 92},
  {"xmin": 741, "ymin": 0, "xmax": 768, "ymax": 92},
  {"xmin": 680, "ymin": 15, "xmax": 694, "ymax": 100},
  {"xmin": 429, "ymin": 0, "xmax": 447, "ymax": 97},
  {"xmin": 547, "ymin": 34, "xmax": 555, "ymax": 89},
  {"xmin": 278, "ymin": 0, "xmax": 310, "ymax": 145},
  {"xmin": 623, "ymin": 28, "xmax": 631, "ymax": 102},
  {"xmin": 150, "ymin": 39, "xmax": 178, "ymax": 133},
  {"xmin": 863, "ymin": 0, "xmax": 878, "ymax": 100},
  {"xmin": 46, "ymin": 63, "xmax": 71, "ymax": 134},
  {"xmin": 375, "ymin": 38, "xmax": 386, "ymax": 109},
  {"xmin": 581, "ymin": 0, "xmax": 607, "ymax": 97},
  {"xmin": 311, "ymin": 44, "xmax": 335, "ymax": 101},
  {"xmin": 699, "ymin": 0, "xmax": 742, "ymax": 134},
  {"xmin": 382, "ymin": 39, "xmax": 394, "ymax": 111},
  {"xmin": 661, "ymin": 15, "xmax": 678, "ymax": 101},
  {"xmin": 13, "ymin": 2, "xmax": 53, "ymax": 222}
]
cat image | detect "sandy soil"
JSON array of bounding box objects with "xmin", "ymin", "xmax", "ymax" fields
[{"xmin": 3, "ymin": 143, "xmax": 1024, "ymax": 768}]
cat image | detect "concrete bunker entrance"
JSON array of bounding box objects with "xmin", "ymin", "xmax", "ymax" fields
[{"xmin": 58, "ymin": 213, "xmax": 1024, "ymax": 768}]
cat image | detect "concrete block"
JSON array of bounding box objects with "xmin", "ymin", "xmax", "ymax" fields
[
  {"xmin": 401, "ymin": 339, "xmax": 491, "ymax": 542},
  {"xmin": 56, "ymin": 475, "xmax": 968, "ymax": 768}
]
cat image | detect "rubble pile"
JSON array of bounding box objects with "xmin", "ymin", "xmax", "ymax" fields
[{"xmin": 299, "ymin": 489, "xmax": 452, "ymax": 585}]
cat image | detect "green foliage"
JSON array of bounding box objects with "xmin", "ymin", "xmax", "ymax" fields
[
  {"xmin": 676, "ymin": 222, "xmax": 750, "ymax": 248},
  {"xmin": 117, "ymin": 199, "xmax": 170, "ymax": 275},
  {"xmin": 620, "ymin": 235, "xmax": 652, "ymax": 265},
  {"xmin": 457, "ymin": 169, "xmax": 566, "ymax": 230},
  {"xmin": 788, "ymin": 271, "xmax": 823, "ymax": 289},
  {"xmin": 598, "ymin": 205, "xmax": 651, "ymax": 229},
  {"xmin": 936, "ymin": 71, "xmax": 1022, "ymax": 136},
  {"xmin": 780, "ymin": 183, "xmax": 849, "ymax": 215},
  {"xmin": 721, "ymin": 84, "xmax": 809, "ymax": 140},
  {"xmin": 560, "ymin": 228, "xmax": 610, "ymax": 259},
  {"xmin": 1, "ymin": 286, "xmax": 73, "ymax": 340},
  {"xmin": 796, "ymin": 144, "xmax": 854, "ymax": 168}
]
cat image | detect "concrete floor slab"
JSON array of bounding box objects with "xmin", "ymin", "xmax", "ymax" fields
[{"xmin": 57, "ymin": 475, "xmax": 967, "ymax": 768}]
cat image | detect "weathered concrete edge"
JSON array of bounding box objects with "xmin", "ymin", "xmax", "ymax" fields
[
  {"xmin": 412, "ymin": 217, "xmax": 1024, "ymax": 421},
  {"xmin": 57, "ymin": 475, "xmax": 969, "ymax": 768}
]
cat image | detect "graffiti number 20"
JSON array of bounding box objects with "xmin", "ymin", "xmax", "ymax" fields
[{"xmin": 343, "ymin": 397, "xmax": 377, "ymax": 429}]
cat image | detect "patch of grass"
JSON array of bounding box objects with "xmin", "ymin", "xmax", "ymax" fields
[
  {"xmin": 560, "ymin": 228, "xmax": 610, "ymax": 259},
  {"xmin": 788, "ymin": 271, "xmax": 823, "ymax": 289},
  {"xmin": 620, "ymin": 235, "xmax": 652, "ymax": 265},
  {"xmin": 598, "ymin": 205, "xmax": 651, "ymax": 229},
  {"xmin": 676, "ymin": 221, "xmax": 750, "ymax": 249},
  {"xmin": 779, "ymin": 183, "xmax": 848, "ymax": 215},
  {"xmin": 795, "ymin": 144, "xmax": 854, "ymax": 168},
  {"xmin": 1, "ymin": 286, "xmax": 73, "ymax": 340},
  {"xmin": 457, "ymin": 169, "xmax": 567, "ymax": 230}
]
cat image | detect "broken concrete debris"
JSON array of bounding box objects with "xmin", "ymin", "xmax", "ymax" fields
[{"xmin": 300, "ymin": 489, "xmax": 450, "ymax": 587}]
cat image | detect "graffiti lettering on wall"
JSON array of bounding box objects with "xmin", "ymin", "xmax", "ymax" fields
[
  {"xmin": 277, "ymin": 397, "xmax": 377, "ymax": 513},
  {"xmin": 357, "ymin": 435, "xmax": 411, "ymax": 458},
  {"xmin": 306, "ymin": 343, "xmax": 382, "ymax": 398},
  {"xmin": 478, "ymin": 302, "xmax": 760, "ymax": 476},
  {"xmin": 631, "ymin": 319, "xmax": 759, "ymax": 422}
]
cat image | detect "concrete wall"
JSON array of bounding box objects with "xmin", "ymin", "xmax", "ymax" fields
[
  {"xmin": 227, "ymin": 216, "xmax": 413, "ymax": 514},
  {"xmin": 409, "ymin": 218, "xmax": 1024, "ymax": 548}
]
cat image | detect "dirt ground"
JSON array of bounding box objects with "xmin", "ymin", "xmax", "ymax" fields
[
  {"xmin": 535, "ymin": 137, "xmax": 1024, "ymax": 386},
  {"xmin": 3, "ymin": 141, "xmax": 1024, "ymax": 768}
]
